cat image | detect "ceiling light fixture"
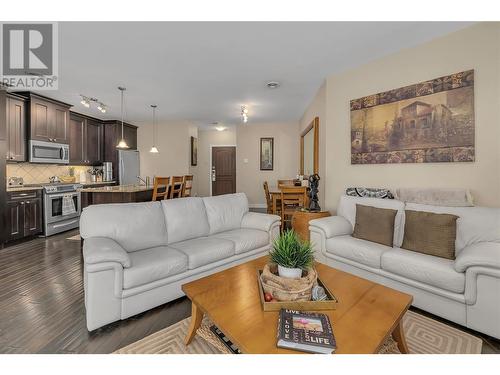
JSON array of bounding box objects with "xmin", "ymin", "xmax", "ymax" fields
[
  {"xmin": 80, "ymin": 95, "xmax": 90, "ymax": 108},
  {"xmin": 266, "ymin": 81, "xmax": 280, "ymax": 89},
  {"xmin": 215, "ymin": 126, "xmax": 226, "ymax": 132},
  {"xmin": 116, "ymin": 87, "xmax": 129, "ymax": 149},
  {"xmin": 241, "ymin": 105, "xmax": 249, "ymax": 123},
  {"xmin": 80, "ymin": 95, "xmax": 107, "ymax": 113},
  {"xmin": 97, "ymin": 102, "xmax": 106, "ymax": 113},
  {"xmin": 149, "ymin": 104, "xmax": 159, "ymax": 153}
]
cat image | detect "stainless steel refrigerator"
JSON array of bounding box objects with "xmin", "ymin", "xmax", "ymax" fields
[{"xmin": 118, "ymin": 150, "xmax": 140, "ymax": 185}]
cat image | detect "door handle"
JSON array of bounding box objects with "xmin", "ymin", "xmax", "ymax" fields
[{"xmin": 211, "ymin": 167, "xmax": 216, "ymax": 182}]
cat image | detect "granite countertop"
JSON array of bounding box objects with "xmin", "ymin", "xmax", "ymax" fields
[
  {"xmin": 78, "ymin": 184, "xmax": 160, "ymax": 193},
  {"xmin": 6, "ymin": 181, "xmax": 116, "ymax": 192},
  {"xmin": 79, "ymin": 181, "xmax": 116, "ymax": 187}
]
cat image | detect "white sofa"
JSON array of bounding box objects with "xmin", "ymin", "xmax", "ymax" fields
[
  {"xmin": 309, "ymin": 195, "xmax": 500, "ymax": 339},
  {"xmin": 80, "ymin": 193, "xmax": 280, "ymax": 331}
]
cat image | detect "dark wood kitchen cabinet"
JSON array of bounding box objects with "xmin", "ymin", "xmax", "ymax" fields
[
  {"xmin": 5, "ymin": 189, "xmax": 42, "ymax": 242},
  {"xmin": 22, "ymin": 93, "xmax": 71, "ymax": 144},
  {"xmin": 69, "ymin": 112, "xmax": 103, "ymax": 165},
  {"xmin": 5, "ymin": 94, "xmax": 27, "ymax": 162}
]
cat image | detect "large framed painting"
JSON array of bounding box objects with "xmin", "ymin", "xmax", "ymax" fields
[
  {"xmin": 190, "ymin": 136, "xmax": 198, "ymax": 166},
  {"xmin": 350, "ymin": 70, "xmax": 475, "ymax": 164},
  {"xmin": 260, "ymin": 137, "xmax": 274, "ymax": 170}
]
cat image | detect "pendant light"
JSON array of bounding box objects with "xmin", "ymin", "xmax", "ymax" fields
[
  {"xmin": 116, "ymin": 86, "xmax": 129, "ymax": 149},
  {"xmin": 149, "ymin": 104, "xmax": 159, "ymax": 153}
]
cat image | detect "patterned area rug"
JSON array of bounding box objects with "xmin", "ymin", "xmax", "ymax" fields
[{"xmin": 114, "ymin": 310, "xmax": 482, "ymax": 354}]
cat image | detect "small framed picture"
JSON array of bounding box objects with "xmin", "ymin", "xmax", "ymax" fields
[
  {"xmin": 191, "ymin": 136, "xmax": 198, "ymax": 166},
  {"xmin": 260, "ymin": 137, "xmax": 274, "ymax": 171}
]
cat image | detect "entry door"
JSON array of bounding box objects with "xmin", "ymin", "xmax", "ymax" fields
[{"xmin": 211, "ymin": 146, "xmax": 236, "ymax": 196}]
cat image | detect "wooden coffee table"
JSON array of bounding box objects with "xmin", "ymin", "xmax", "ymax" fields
[{"xmin": 182, "ymin": 256, "xmax": 412, "ymax": 354}]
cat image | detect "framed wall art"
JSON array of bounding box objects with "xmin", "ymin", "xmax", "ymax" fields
[
  {"xmin": 260, "ymin": 137, "xmax": 274, "ymax": 170},
  {"xmin": 350, "ymin": 70, "xmax": 475, "ymax": 164},
  {"xmin": 190, "ymin": 136, "xmax": 198, "ymax": 166}
]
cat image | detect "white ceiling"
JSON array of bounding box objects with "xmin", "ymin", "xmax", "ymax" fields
[{"xmin": 49, "ymin": 22, "xmax": 473, "ymax": 127}]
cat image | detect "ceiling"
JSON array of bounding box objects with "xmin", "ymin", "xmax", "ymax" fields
[{"xmin": 48, "ymin": 22, "xmax": 473, "ymax": 127}]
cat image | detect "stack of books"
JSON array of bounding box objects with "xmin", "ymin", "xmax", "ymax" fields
[{"xmin": 277, "ymin": 309, "xmax": 336, "ymax": 354}]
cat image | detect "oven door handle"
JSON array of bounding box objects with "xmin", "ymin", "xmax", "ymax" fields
[{"xmin": 46, "ymin": 192, "xmax": 80, "ymax": 199}]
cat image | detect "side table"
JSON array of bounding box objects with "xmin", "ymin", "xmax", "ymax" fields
[{"xmin": 292, "ymin": 210, "xmax": 331, "ymax": 242}]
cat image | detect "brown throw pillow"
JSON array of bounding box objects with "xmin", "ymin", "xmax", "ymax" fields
[
  {"xmin": 402, "ymin": 210, "xmax": 458, "ymax": 260},
  {"xmin": 352, "ymin": 204, "xmax": 397, "ymax": 247}
]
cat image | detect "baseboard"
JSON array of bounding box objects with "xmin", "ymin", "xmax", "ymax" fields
[{"xmin": 248, "ymin": 203, "xmax": 267, "ymax": 209}]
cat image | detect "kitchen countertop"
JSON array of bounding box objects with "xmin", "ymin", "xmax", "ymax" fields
[
  {"xmin": 78, "ymin": 184, "xmax": 161, "ymax": 193},
  {"xmin": 6, "ymin": 186, "xmax": 44, "ymax": 192},
  {"xmin": 6, "ymin": 181, "xmax": 116, "ymax": 192}
]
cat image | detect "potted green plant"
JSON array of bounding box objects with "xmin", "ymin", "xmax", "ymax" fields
[{"xmin": 269, "ymin": 230, "xmax": 315, "ymax": 279}]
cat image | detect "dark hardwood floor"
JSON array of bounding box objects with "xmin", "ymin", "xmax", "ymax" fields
[
  {"xmin": 0, "ymin": 230, "xmax": 191, "ymax": 354},
  {"xmin": 0, "ymin": 228, "xmax": 499, "ymax": 354}
]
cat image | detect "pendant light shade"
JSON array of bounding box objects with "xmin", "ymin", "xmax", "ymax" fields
[
  {"xmin": 149, "ymin": 104, "xmax": 159, "ymax": 153},
  {"xmin": 116, "ymin": 86, "xmax": 129, "ymax": 149}
]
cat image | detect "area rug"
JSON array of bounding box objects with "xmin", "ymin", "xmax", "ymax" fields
[{"xmin": 114, "ymin": 310, "xmax": 482, "ymax": 354}]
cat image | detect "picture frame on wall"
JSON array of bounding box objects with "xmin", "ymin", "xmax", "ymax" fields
[
  {"xmin": 191, "ymin": 136, "xmax": 198, "ymax": 166},
  {"xmin": 260, "ymin": 137, "xmax": 274, "ymax": 171}
]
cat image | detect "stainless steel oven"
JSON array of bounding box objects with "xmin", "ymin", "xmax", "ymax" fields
[
  {"xmin": 30, "ymin": 139, "xmax": 70, "ymax": 164},
  {"xmin": 43, "ymin": 184, "xmax": 82, "ymax": 236}
]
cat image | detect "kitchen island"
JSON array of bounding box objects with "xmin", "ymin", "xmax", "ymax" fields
[{"xmin": 79, "ymin": 184, "xmax": 166, "ymax": 208}]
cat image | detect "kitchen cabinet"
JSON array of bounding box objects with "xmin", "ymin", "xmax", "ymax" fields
[
  {"xmin": 5, "ymin": 94, "xmax": 26, "ymax": 162},
  {"xmin": 24, "ymin": 93, "xmax": 71, "ymax": 144},
  {"xmin": 5, "ymin": 190, "xmax": 42, "ymax": 242},
  {"xmin": 69, "ymin": 112, "xmax": 103, "ymax": 165},
  {"xmin": 103, "ymin": 120, "xmax": 138, "ymax": 180}
]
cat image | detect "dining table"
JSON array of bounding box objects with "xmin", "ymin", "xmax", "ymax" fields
[{"xmin": 268, "ymin": 185, "xmax": 309, "ymax": 214}]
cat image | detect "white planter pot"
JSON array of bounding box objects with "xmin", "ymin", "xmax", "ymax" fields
[{"xmin": 278, "ymin": 265, "xmax": 302, "ymax": 279}]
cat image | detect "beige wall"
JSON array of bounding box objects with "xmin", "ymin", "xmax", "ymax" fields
[
  {"xmin": 236, "ymin": 122, "xmax": 299, "ymax": 206},
  {"xmin": 137, "ymin": 121, "xmax": 193, "ymax": 181},
  {"xmin": 315, "ymin": 23, "xmax": 500, "ymax": 211},
  {"xmin": 300, "ymin": 82, "xmax": 326, "ymax": 207},
  {"xmin": 194, "ymin": 128, "xmax": 237, "ymax": 197}
]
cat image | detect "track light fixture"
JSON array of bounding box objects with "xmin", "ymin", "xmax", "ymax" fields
[
  {"xmin": 241, "ymin": 105, "xmax": 249, "ymax": 123},
  {"xmin": 80, "ymin": 95, "xmax": 107, "ymax": 113}
]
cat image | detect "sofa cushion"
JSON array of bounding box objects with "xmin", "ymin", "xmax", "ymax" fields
[
  {"xmin": 162, "ymin": 197, "xmax": 210, "ymax": 244},
  {"xmin": 352, "ymin": 204, "xmax": 397, "ymax": 247},
  {"xmin": 337, "ymin": 195, "xmax": 405, "ymax": 247},
  {"xmin": 202, "ymin": 193, "xmax": 249, "ymax": 235},
  {"xmin": 80, "ymin": 202, "xmax": 168, "ymax": 252},
  {"xmin": 381, "ymin": 248, "xmax": 465, "ymax": 294},
  {"xmin": 405, "ymin": 203, "xmax": 500, "ymax": 254},
  {"xmin": 325, "ymin": 235, "xmax": 392, "ymax": 269},
  {"xmin": 124, "ymin": 246, "xmax": 188, "ymax": 289},
  {"xmin": 212, "ymin": 228, "xmax": 269, "ymax": 254},
  {"xmin": 169, "ymin": 237, "xmax": 235, "ymax": 269},
  {"xmin": 402, "ymin": 210, "xmax": 458, "ymax": 260}
]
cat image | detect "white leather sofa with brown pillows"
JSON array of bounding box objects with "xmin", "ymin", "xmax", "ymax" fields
[
  {"xmin": 80, "ymin": 193, "xmax": 280, "ymax": 331},
  {"xmin": 309, "ymin": 195, "xmax": 500, "ymax": 339}
]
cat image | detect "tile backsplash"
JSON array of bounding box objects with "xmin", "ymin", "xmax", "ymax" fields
[{"xmin": 7, "ymin": 163, "xmax": 93, "ymax": 185}]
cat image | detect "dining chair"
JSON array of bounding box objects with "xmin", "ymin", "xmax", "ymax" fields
[
  {"xmin": 277, "ymin": 179, "xmax": 295, "ymax": 188},
  {"xmin": 263, "ymin": 181, "xmax": 273, "ymax": 214},
  {"xmin": 280, "ymin": 186, "xmax": 307, "ymax": 232},
  {"xmin": 170, "ymin": 176, "xmax": 184, "ymax": 199},
  {"xmin": 182, "ymin": 175, "xmax": 193, "ymax": 197},
  {"xmin": 152, "ymin": 177, "xmax": 170, "ymax": 201}
]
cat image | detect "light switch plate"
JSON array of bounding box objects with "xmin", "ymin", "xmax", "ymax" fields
[{"xmin": 243, "ymin": 158, "xmax": 249, "ymax": 164}]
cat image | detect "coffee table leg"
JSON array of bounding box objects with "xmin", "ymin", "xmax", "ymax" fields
[
  {"xmin": 392, "ymin": 321, "xmax": 409, "ymax": 354},
  {"xmin": 185, "ymin": 301, "xmax": 204, "ymax": 345}
]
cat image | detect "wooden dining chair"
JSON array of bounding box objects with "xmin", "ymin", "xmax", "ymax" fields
[
  {"xmin": 263, "ymin": 181, "xmax": 273, "ymax": 214},
  {"xmin": 152, "ymin": 177, "xmax": 170, "ymax": 201},
  {"xmin": 170, "ymin": 176, "xmax": 184, "ymax": 199},
  {"xmin": 280, "ymin": 186, "xmax": 307, "ymax": 231},
  {"xmin": 182, "ymin": 175, "xmax": 193, "ymax": 197},
  {"xmin": 277, "ymin": 179, "xmax": 295, "ymax": 187}
]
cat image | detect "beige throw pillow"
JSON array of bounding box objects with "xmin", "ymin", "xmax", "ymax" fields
[
  {"xmin": 352, "ymin": 204, "xmax": 397, "ymax": 247},
  {"xmin": 402, "ymin": 210, "xmax": 458, "ymax": 260}
]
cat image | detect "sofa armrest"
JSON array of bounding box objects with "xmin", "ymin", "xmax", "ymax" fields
[
  {"xmin": 241, "ymin": 212, "xmax": 281, "ymax": 232},
  {"xmin": 309, "ymin": 216, "xmax": 353, "ymax": 239},
  {"xmin": 454, "ymin": 242, "xmax": 500, "ymax": 273},
  {"xmin": 83, "ymin": 237, "xmax": 131, "ymax": 268}
]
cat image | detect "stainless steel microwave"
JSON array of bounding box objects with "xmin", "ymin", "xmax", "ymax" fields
[{"xmin": 29, "ymin": 140, "xmax": 70, "ymax": 164}]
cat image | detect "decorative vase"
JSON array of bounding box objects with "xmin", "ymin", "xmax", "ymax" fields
[{"xmin": 278, "ymin": 265, "xmax": 303, "ymax": 279}]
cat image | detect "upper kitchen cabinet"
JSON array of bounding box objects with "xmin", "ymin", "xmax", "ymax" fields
[
  {"xmin": 69, "ymin": 112, "xmax": 103, "ymax": 165},
  {"xmin": 21, "ymin": 93, "xmax": 72, "ymax": 144},
  {"xmin": 103, "ymin": 120, "xmax": 138, "ymax": 180},
  {"xmin": 5, "ymin": 94, "xmax": 27, "ymax": 162}
]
